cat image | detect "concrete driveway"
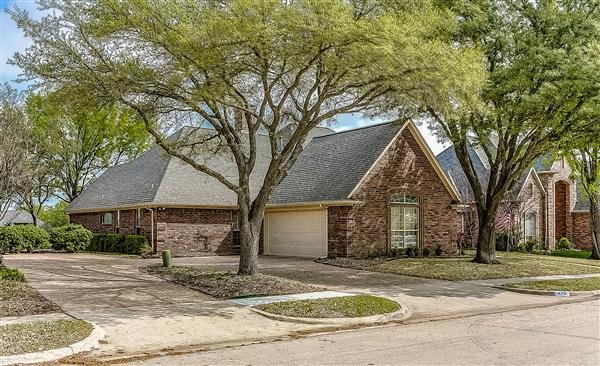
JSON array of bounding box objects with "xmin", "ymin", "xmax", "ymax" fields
[
  {"xmin": 3, "ymin": 254, "xmax": 313, "ymax": 357},
  {"xmin": 174, "ymin": 255, "xmax": 581, "ymax": 321},
  {"xmin": 3, "ymin": 253, "xmax": 590, "ymax": 359}
]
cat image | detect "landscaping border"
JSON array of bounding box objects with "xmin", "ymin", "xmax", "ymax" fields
[
  {"xmin": 250, "ymin": 302, "xmax": 410, "ymax": 326},
  {"xmin": 0, "ymin": 322, "xmax": 105, "ymax": 365}
]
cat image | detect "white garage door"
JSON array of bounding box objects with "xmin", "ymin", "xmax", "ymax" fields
[{"xmin": 265, "ymin": 209, "xmax": 327, "ymax": 258}]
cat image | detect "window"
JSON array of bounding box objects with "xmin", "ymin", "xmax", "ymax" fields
[
  {"xmin": 135, "ymin": 209, "xmax": 142, "ymax": 234},
  {"xmin": 390, "ymin": 194, "xmax": 419, "ymax": 249},
  {"xmin": 525, "ymin": 212, "xmax": 537, "ymax": 242},
  {"xmin": 101, "ymin": 212, "xmax": 113, "ymax": 225},
  {"xmin": 232, "ymin": 211, "xmax": 240, "ymax": 248}
]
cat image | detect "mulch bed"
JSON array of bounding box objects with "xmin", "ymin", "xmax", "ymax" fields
[
  {"xmin": 0, "ymin": 281, "xmax": 62, "ymax": 317},
  {"xmin": 141, "ymin": 264, "xmax": 323, "ymax": 300}
]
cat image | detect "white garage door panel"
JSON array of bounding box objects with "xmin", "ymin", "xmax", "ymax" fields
[{"xmin": 266, "ymin": 210, "xmax": 327, "ymax": 258}]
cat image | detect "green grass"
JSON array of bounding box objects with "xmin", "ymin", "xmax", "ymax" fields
[
  {"xmin": 325, "ymin": 251, "xmax": 600, "ymax": 281},
  {"xmin": 550, "ymin": 250, "xmax": 593, "ymax": 259},
  {"xmin": 141, "ymin": 264, "xmax": 322, "ymax": 300},
  {"xmin": 0, "ymin": 320, "xmax": 93, "ymax": 356},
  {"xmin": 0, "ymin": 268, "xmax": 25, "ymax": 281},
  {"xmin": 505, "ymin": 276, "xmax": 600, "ymax": 291},
  {"xmin": 0, "ymin": 281, "xmax": 62, "ymax": 317},
  {"xmin": 256, "ymin": 295, "xmax": 400, "ymax": 318}
]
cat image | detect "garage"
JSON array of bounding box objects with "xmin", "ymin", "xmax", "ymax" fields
[{"xmin": 264, "ymin": 209, "xmax": 328, "ymax": 258}]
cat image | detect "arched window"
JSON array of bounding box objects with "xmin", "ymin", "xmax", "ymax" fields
[
  {"xmin": 101, "ymin": 212, "xmax": 113, "ymax": 225},
  {"xmin": 390, "ymin": 194, "xmax": 419, "ymax": 249},
  {"xmin": 525, "ymin": 212, "xmax": 537, "ymax": 242}
]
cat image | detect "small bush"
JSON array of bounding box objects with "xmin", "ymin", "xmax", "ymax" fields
[
  {"xmin": 15, "ymin": 225, "xmax": 50, "ymax": 252},
  {"xmin": 0, "ymin": 268, "xmax": 25, "ymax": 281},
  {"xmin": 124, "ymin": 235, "xmax": 151, "ymax": 256},
  {"xmin": 434, "ymin": 245, "xmax": 443, "ymax": 256},
  {"xmin": 406, "ymin": 246, "xmax": 416, "ymax": 257},
  {"xmin": 50, "ymin": 224, "xmax": 93, "ymax": 252},
  {"xmin": 0, "ymin": 225, "xmax": 49, "ymax": 253},
  {"xmin": 389, "ymin": 247, "xmax": 405, "ymax": 258},
  {"xmin": 0, "ymin": 226, "xmax": 23, "ymax": 253},
  {"xmin": 422, "ymin": 247, "xmax": 431, "ymax": 257},
  {"xmin": 495, "ymin": 230, "xmax": 510, "ymax": 251},
  {"xmin": 557, "ymin": 237, "xmax": 573, "ymax": 250},
  {"xmin": 105, "ymin": 234, "xmax": 125, "ymax": 252},
  {"xmin": 356, "ymin": 247, "xmax": 383, "ymax": 259}
]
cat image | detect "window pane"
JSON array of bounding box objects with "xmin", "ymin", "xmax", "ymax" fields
[
  {"xmin": 405, "ymin": 207, "xmax": 418, "ymax": 230},
  {"xmin": 405, "ymin": 232, "xmax": 418, "ymax": 247},
  {"xmin": 391, "ymin": 206, "xmax": 404, "ymax": 230},
  {"xmin": 391, "ymin": 232, "xmax": 404, "ymax": 248},
  {"xmin": 232, "ymin": 211, "xmax": 239, "ymax": 231}
]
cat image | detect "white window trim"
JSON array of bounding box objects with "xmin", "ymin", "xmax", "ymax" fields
[
  {"xmin": 390, "ymin": 194, "xmax": 420, "ymax": 249},
  {"xmin": 101, "ymin": 212, "xmax": 113, "ymax": 225}
]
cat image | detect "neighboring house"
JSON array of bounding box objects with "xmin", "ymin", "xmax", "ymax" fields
[
  {"xmin": 437, "ymin": 146, "xmax": 593, "ymax": 250},
  {"xmin": 0, "ymin": 210, "xmax": 44, "ymax": 227},
  {"xmin": 67, "ymin": 121, "xmax": 463, "ymax": 257}
]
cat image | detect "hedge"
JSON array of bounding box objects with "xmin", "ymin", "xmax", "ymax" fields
[
  {"xmin": 0, "ymin": 225, "xmax": 50, "ymax": 253},
  {"xmin": 50, "ymin": 224, "xmax": 93, "ymax": 252},
  {"xmin": 0, "ymin": 268, "xmax": 25, "ymax": 282},
  {"xmin": 86, "ymin": 233, "xmax": 151, "ymax": 256}
]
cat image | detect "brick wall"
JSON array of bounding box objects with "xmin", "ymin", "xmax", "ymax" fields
[
  {"xmin": 155, "ymin": 208, "xmax": 234, "ymax": 256},
  {"xmin": 70, "ymin": 211, "xmax": 116, "ymax": 234},
  {"xmin": 332, "ymin": 128, "xmax": 460, "ymax": 257},
  {"xmin": 572, "ymin": 212, "xmax": 592, "ymax": 250},
  {"xmin": 327, "ymin": 206, "xmax": 351, "ymax": 257}
]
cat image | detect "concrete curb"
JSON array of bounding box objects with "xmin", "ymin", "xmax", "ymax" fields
[
  {"xmin": 0, "ymin": 322, "xmax": 105, "ymax": 366},
  {"xmin": 250, "ymin": 303, "xmax": 410, "ymax": 326},
  {"xmin": 495, "ymin": 285, "xmax": 600, "ymax": 297}
]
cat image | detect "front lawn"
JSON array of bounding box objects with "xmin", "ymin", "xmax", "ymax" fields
[
  {"xmin": 0, "ymin": 320, "xmax": 93, "ymax": 356},
  {"xmin": 142, "ymin": 264, "xmax": 322, "ymax": 300},
  {"xmin": 322, "ymin": 251, "xmax": 600, "ymax": 281},
  {"xmin": 504, "ymin": 276, "xmax": 600, "ymax": 292},
  {"xmin": 256, "ymin": 295, "xmax": 400, "ymax": 318},
  {"xmin": 550, "ymin": 250, "xmax": 593, "ymax": 259}
]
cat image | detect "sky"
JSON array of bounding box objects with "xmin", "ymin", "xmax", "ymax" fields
[{"xmin": 0, "ymin": 0, "xmax": 449, "ymax": 154}]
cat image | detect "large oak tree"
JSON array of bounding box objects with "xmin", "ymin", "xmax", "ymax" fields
[
  {"xmin": 10, "ymin": 0, "xmax": 481, "ymax": 274},
  {"xmin": 427, "ymin": 0, "xmax": 600, "ymax": 263}
]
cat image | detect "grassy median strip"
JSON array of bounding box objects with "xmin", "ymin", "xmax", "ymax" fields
[
  {"xmin": 0, "ymin": 320, "xmax": 93, "ymax": 356},
  {"xmin": 323, "ymin": 252, "xmax": 600, "ymax": 281},
  {"xmin": 142, "ymin": 264, "xmax": 322, "ymax": 300},
  {"xmin": 504, "ymin": 276, "xmax": 600, "ymax": 292},
  {"xmin": 256, "ymin": 295, "xmax": 400, "ymax": 318}
]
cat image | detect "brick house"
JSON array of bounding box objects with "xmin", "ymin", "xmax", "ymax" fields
[
  {"xmin": 437, "ymin": 146, "xmax": 593, "ymax": 250},
  {"xmin": 67, "ymin": 121, "xmax": 463, "ymax": 257}
]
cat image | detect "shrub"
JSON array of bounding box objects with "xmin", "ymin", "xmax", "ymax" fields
[
  {"xmin": 87, "ymin": 233, "xmax": 107, "ymax": 252},
  {"xmin": 356, "ymin": 247, "xmax": 383, "ymax": 259},
  {"xmin": 389, "ymin": 247, "xmax": 405, "ymax": 258},
  {"xmin": 557, "ymin": 237, "xmax": 573, "ymax": 250},
  {"xmin": 0, "ymin": 226, "xmax": 23, "ymax": 253},
  {"xmin": 422, "ymin": 247, "xmax": 431, "ymax": 257},
  {"xmin": 0, "ymin": 268, "xmax": 25, "ymax": 281},
  {"xmin": 105, "ymin": 234, "xmax": 125, "ymax": 252},
  {"xmin": 50, "ymin": 224, "xmax": 93, "ymax": 252},
  {"xmin": 434, "ymin": 245, "xmax": 443, "ymax": 256},
  {"xmin": 14, "ymin": 225, "xmax": 50, "ymax": 252},
  {"xmin": 406, "ymin": 246, "xmax": 416, "ymax": 257},
  {"xmin": 124, "ymin": 235, "xmax": 151, "ymax": 256},
  {"xmin": 495, "ymin": 230, "xmax": 510, "ymax": 251}
]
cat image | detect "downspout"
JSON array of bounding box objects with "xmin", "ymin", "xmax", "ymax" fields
[{"xmin": 146, "ymin": 207, "xmax": 155, "ymax": 254}]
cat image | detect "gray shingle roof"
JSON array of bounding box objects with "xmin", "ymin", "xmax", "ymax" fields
[
  {"xmin": 269, "ymin": 122, "xmax": 401, "ymax": 204},
  {"xmin": 436, "ymin": 144, "xmax": 490, "ymax": 202},
  {"xmin": 67, "ymin": 127, "xmax": 273, "ymax": 212},
  {"xmin": 0, "ymin": 210, "xmax": 43, "ymax": 226}
]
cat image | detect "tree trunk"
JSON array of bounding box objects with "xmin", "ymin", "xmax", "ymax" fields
[
  {"xmin": 589, "ymin": 196, "xmax": 600, "ymax": 260},
  {"xmin": 237, "ymin": 197, "xmax": 265, "ymax": 275},
  {"xmin": 474, "ymin": 209, "xmax": 498, "ymax": 264}
]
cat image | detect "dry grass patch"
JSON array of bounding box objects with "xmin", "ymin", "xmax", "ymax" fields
[
  {"xmin": 0, "ymin": 281, "xmax": 62, "ymax": 317},
  {"xmin": 322, "ymin": 252, "xmax": 600, "ymax": 281},
  {"xmin": 0, "ymin": 320, "xmax": 93, "ymax": 356},
  {"xmin": 141, "ymin": 264, "xmax": 322, "ymax": 300},
  {"xmin": 256, "ymin": 295, "xmax": 400, "ymax": 318},
  {"xmin": 505, "ymin": 276, "xmax": 600, "ymax": 291}
]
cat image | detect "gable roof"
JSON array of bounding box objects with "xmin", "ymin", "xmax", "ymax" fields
[
  {"xmin": 436, "ymin": 143, "xmax": 490, "ymax": 202},
  {"xmin": 270, "ymin": 121, "xmax": 461, "ymax": 205},
  {"xmin": 0, "ymin": 210, "xmax": 43, "ymax": 226}
]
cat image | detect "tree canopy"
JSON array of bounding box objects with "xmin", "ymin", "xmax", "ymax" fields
[{"xmin": 427, "ymin": 0, "xmax": 600, "ymax": 263}]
